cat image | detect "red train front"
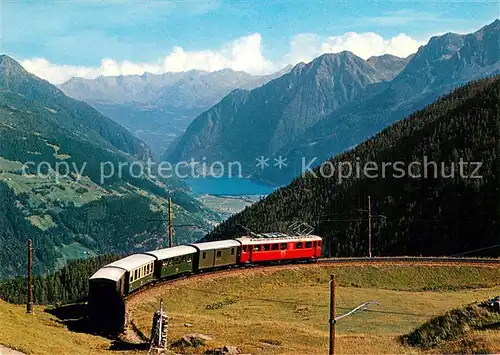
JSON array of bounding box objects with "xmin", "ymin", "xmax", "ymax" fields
[{"xmin": 237, "ymin": 233, "xmax": 322, "ymax": 264}]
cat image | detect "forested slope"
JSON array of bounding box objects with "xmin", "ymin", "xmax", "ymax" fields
[
  {"xmin": 0, "ymin": 254, "xmax": 119, "ymax": 304},
  {"xmin": 208, "ymin": 76, "xmax": 500, "ymax": 257},
  {"xmin": 0, "ymin": 55, "xmax": 219, "ymax": 278}
]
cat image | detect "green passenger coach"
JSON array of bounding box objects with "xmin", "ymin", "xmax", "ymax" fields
[
  {"xmin": 190, "ymin": 240, "xmax": 241, "ymax": 270},
  {"xmin": 144, "ymin": 245, "xmax": 197, "ymax": 279},
  {"xmin": 105, "ymin": 254, "xmax": 156, "ymax": 293}
]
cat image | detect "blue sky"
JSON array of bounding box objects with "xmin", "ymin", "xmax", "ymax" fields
[{"xmin": 1, "ymin": 0, "xmax": 498, "ymax": 83}]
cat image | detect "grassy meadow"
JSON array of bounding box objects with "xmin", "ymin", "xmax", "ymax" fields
[
  {"xmin": 127, "ymin": 264, "xmax": 500, "ymax": 354},
  {"xmin": 1, "ymin": 264, "xmax": 499, "ymax": 354}
]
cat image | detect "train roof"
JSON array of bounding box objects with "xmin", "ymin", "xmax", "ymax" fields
[
  {"xmin": 89, "ymin": 266, "xmax": 126, "ymax": 282},
  {"xmin": 144, "ymin": 245, "xmax": 197, "ymax": 260},
  {"xmin": 236, "ymin": 234, "xmax": 322, "ymax": 245},
  {"xmin": 190, "ymin": 240, "xmax": 240, "ymax": 251},
  {"xmin": 105, "ymin": 254, "xmax": 155, "ymax": 272}
]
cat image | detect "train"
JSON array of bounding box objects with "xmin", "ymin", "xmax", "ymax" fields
[{"xmin": 88, "ymin": 233, "xmax": 322, "ymax": 332}]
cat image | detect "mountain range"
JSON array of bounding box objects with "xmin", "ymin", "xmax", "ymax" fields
[
  {"xmin": 166, "ymin": 19, "xmax": 499, "ymax": 185},
  {"xmin": 164, "ymin": 51, "xmax": 410, "ymax": 164},
  {"xmin": 207, "ymin": 75, "xmax": 500, "ymax": 257},
  {"xmin": 58, "ymin": 66, "xmax": 292, "ymax": 156},
  {"xmin": 0, "ymin": 55, "xmax": 219, "ymax": 278}
]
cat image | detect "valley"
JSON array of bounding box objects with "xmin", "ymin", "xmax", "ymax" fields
[
  {"xmin": 197, "ymin": 194, "xmax": 264, "ymax": 219},
  {"xmin": 184, "ymin": 176, "xmax": 275, "ymax": 218},
  {"xmin": 0, "ymin": 55, "xmax": 220, "ymax": 278},
  {"xmin": 58, "ymin": 67, "xmax": 292, "ymax": 157}
]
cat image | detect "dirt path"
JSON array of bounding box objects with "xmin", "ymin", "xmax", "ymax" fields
[{"xmin": 0, "ymin": 345, "xmax": 25, "ymax": 355}]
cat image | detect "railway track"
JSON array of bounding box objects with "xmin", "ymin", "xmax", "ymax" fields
[
  {"xmin": 126, "ymin": 256, "xmax": 500, "ymax": 303},
  {"xmin": 319, "ymin": 256, "xmax": 500, "ymax": 264}
]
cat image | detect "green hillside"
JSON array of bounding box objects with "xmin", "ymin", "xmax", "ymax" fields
[
  {"xmin": 208, "ymin": 76, "xmax": 500, "ymax": 257},
  {"xmin": 0, "ymin": 55, "xmax": 220, "ymax": 278}
]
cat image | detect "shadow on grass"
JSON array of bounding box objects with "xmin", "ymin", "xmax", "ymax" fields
[
  {"xmin": 45, "ymin": 303, "xmax": 123, "ymax": 336},
  {"xmin": 45, "ymin": 303, "xmax": 151, "ymax": 351},
  {"xmin": 45, "ymin": 303, "xmax": 91, "ymax": 333}
]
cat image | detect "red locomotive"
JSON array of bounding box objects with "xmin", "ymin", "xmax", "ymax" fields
[{"xmin": 237, "ymin": 233, "xmax": 322, "ymax": 263}]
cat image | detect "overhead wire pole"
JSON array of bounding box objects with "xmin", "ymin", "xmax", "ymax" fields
[
  {"xmin": 328, "ymin": 274, "xmax": 379, "ymax": 354},
  {"xmin": 147, "ymin": 198, "xmax": 204, "ymax": 248},
  {"xmin": 496, "ymin": 112, "xmax": 500, "ymax": 254},
  {"xmin": 329, "ymin": 274, "xmax": 336, "ymax": 355},
  {"xmin": 368, "ymin": 196, "xmax": 372, "ymax": 258},
  {"xmin": 27, "ymin": 239, "xmax": 33, "ymax": 314},
  {"xmin": 315, "ymin": 202, "xmax": 385, "ymax": 258},
  {"xmin": 168, "ymin": 198, "xmax": 174, "ymax": 248}
]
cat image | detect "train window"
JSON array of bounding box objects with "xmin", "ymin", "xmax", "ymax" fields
[
  {"xmin": 280, "ymin": 243, "xmax": 287, "ymax": 250},
  {"xmin": 202, "ymin": 252, "xmax": 207, "ymax": 259},
  {"xmin": 263, "ymin": 244, "xmax": 270, "ymax": 251},
  {"xmin": 216, "ymin": 250, "xmax": 222, "ymax": 258},
  {"xmin": 231, "ymin": 248, "xmax": 235, "ymax": 255},
  {"xmin": 296, "ymin": 242, "xmax": 303, "ymax": 249},
  {"xmin": 305, "ymin": 242, "xmax": 312, "ymax": 248},
  {"xmin": 253, "ymin": 245, "xmax": 260, "ymax": 252},
  {"xmin": 130, "ymin": 274, "xmax": 133, "ymax": 282},
  {"xmin": 242, "ymin": 246, "xmax": 247, "ymax": 252},
  {"xmin": 272, "ymin": 244, "xmax": 279, "ymax": 250},
  {"xmin": 135, "ymin": 269, "xmax": 138, "ymax": 279}
]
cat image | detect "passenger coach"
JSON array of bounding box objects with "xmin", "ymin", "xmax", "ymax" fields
[
  {"xmin": 144, "ymin": 245, "xmax": 197, "ymax": 279},
  {"xmin": 189, "ymin": 240, "xmax": 240, "ymax": 270},
  {"xmin": 88, "ymin": 254, "xmax": 155, "ymax": 332}
]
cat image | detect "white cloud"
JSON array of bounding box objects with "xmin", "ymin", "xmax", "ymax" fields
[
  {"xmin": 21, "ymin": 33, "xmax": 273, "ymax": 84},
  {"xmin": 161, "ymin": 33, "xmax": 273, "ymax": 74},
  {"xmin": 21, "ymin": 58, "xmax": 162, "ymax": 84},
  {"xmin": 321, "ymin": 32, "xmax": 425, "ymax": 59},
  {"xmin": 285, "ymin": 32, "xmax": 425, "ymax": 65},
  {"xmin": 20, "ymin": 31, "xmax": 427, "ymax": 84},
  {"xmin": 286, "ymin": 33, "xmax": 322, "ymax": 64}
]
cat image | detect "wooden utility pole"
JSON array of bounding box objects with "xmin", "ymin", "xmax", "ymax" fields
[
  {"xmin": 168, "ymin": 198, "xmax": 174, "ymax": 248},
  {"xmin": 27, "ymin": 239, "xmax": 33, "ymax": 314},
  {"xmin": 329, "ymin": 274, "xmax": 336, "ymax": 355},
  {"xmin": 496, "ymin": 116, "xmax": 500, "ymax": 250},
  {"xmin": 368, "ymin": 196, "xmax": 372, "ymax": 258}
]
